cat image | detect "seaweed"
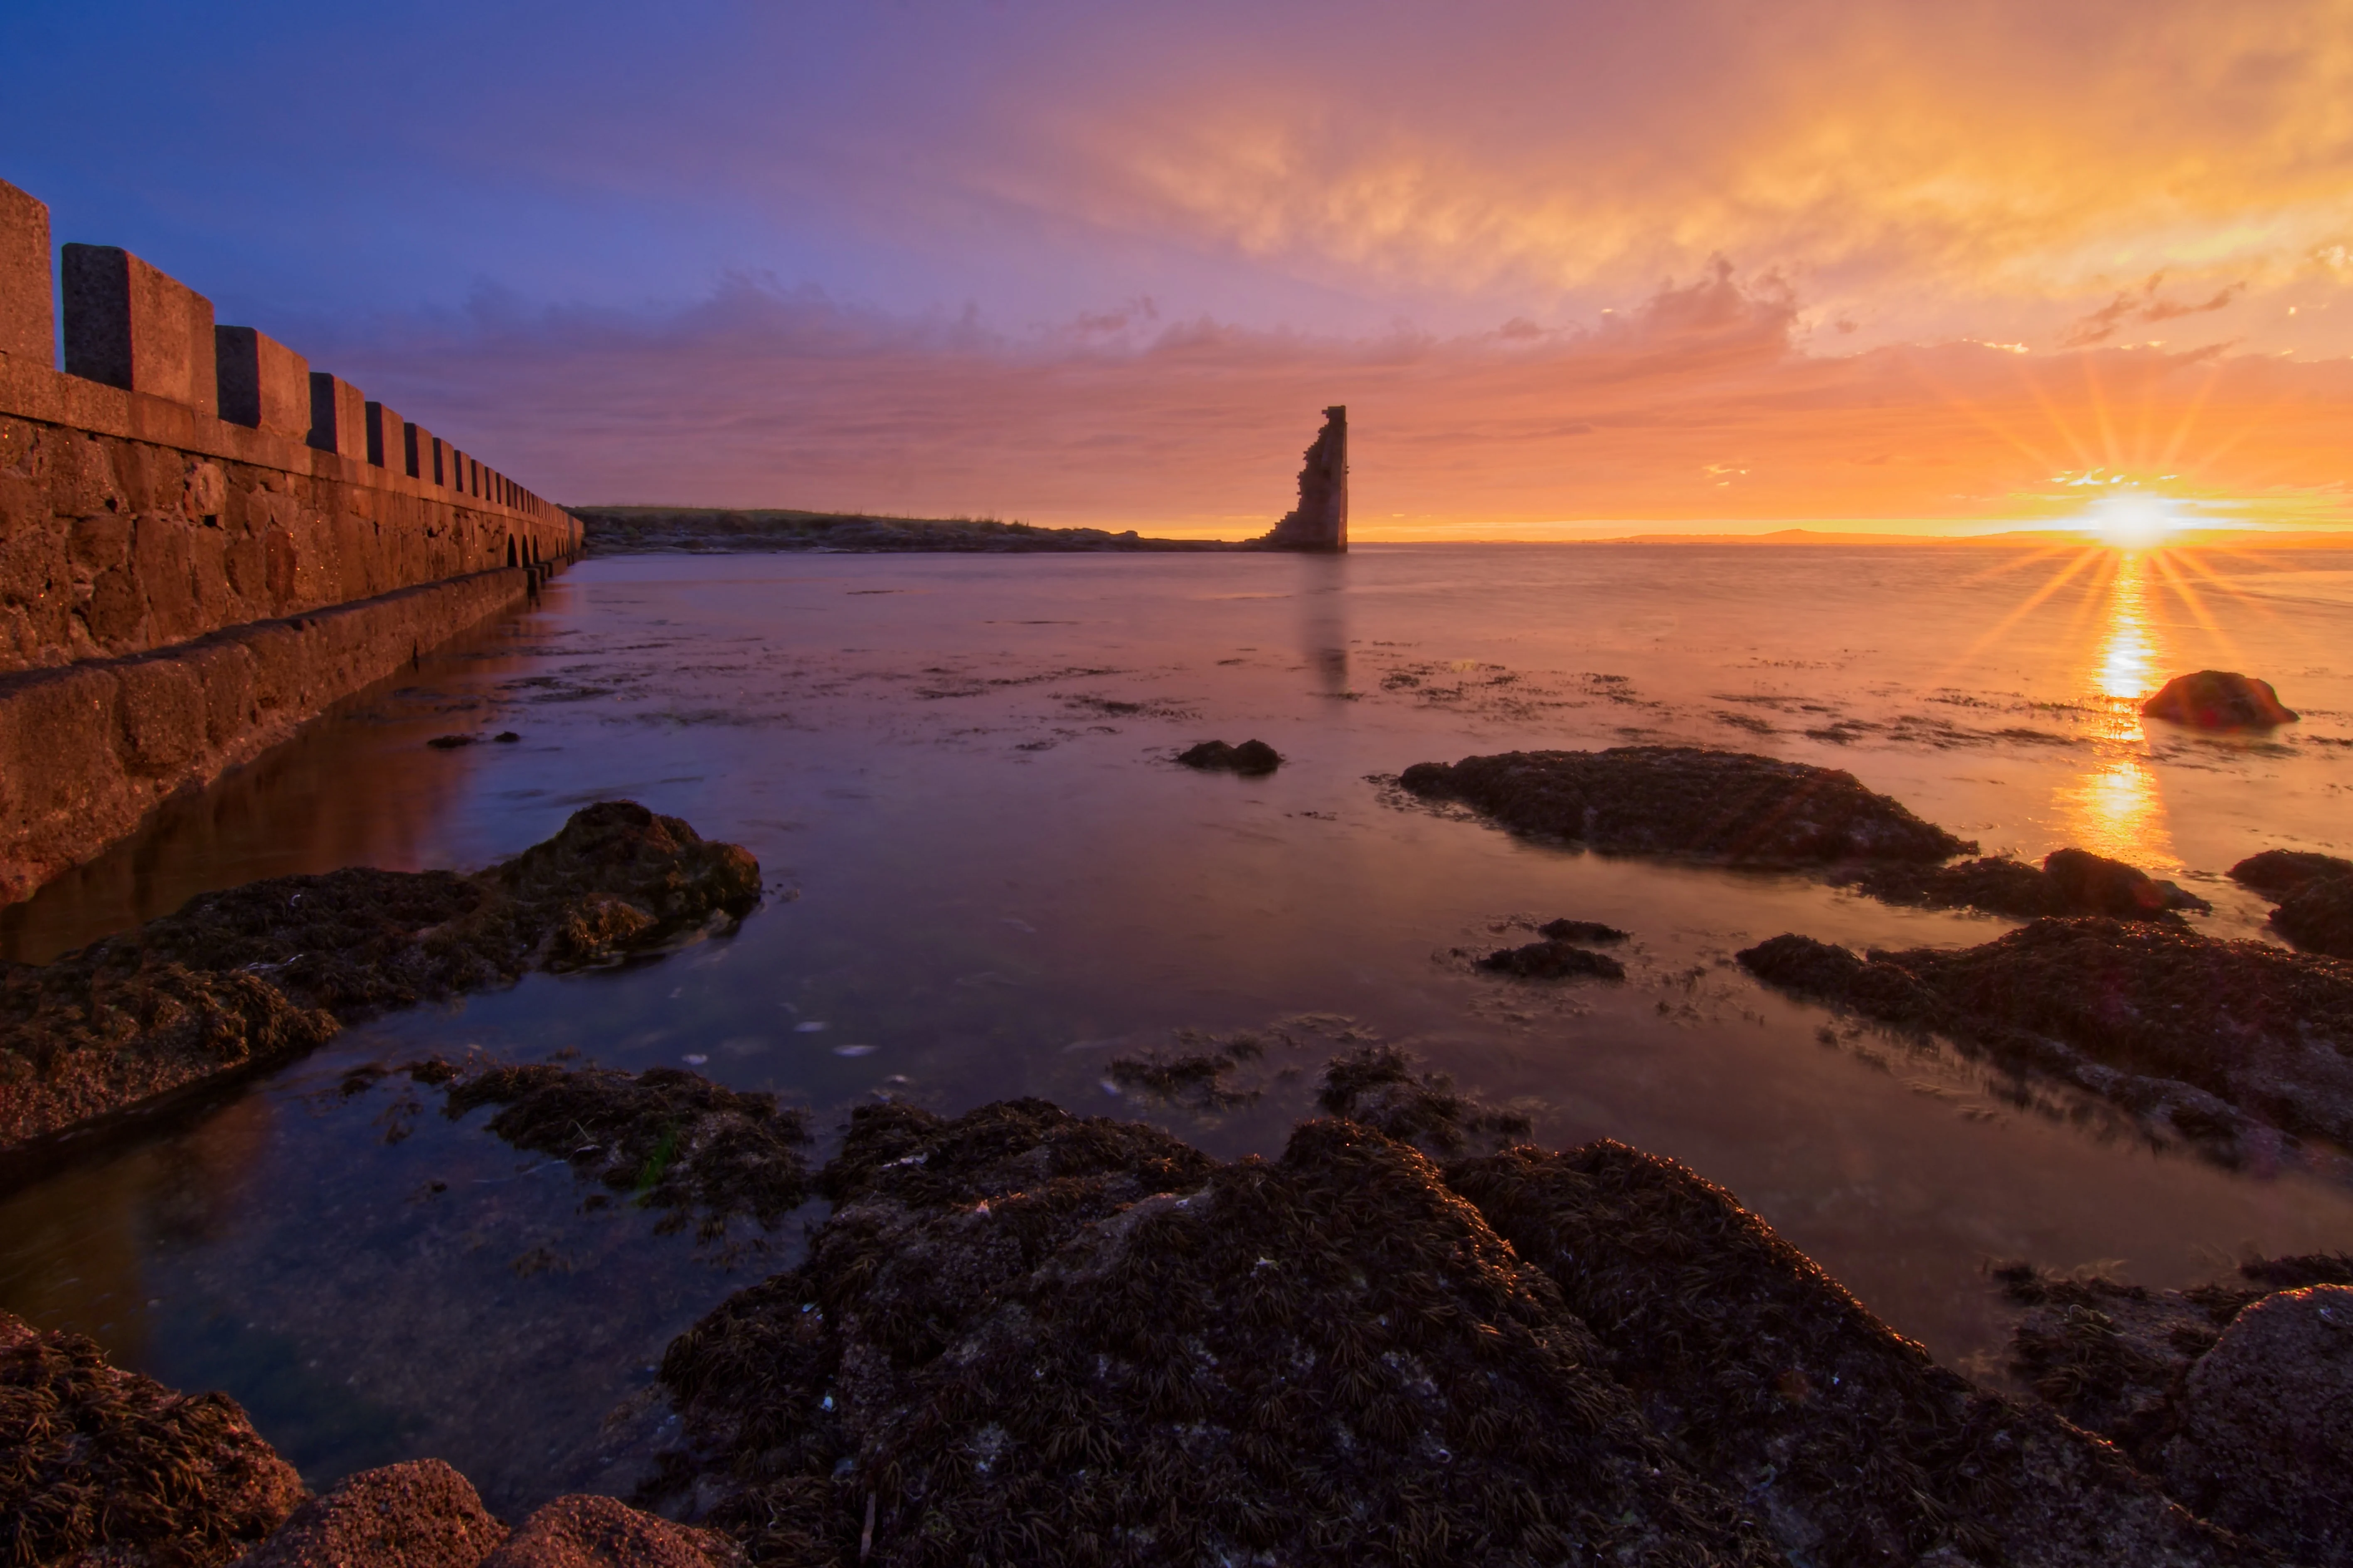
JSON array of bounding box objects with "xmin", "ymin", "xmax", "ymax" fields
[
  {"xmin": 1475, "ymin": 939, "xmax": 1627, "ymax": 980},
  {"xmin": 651, "ymin": 1101, "xmax": 1779, "ymax": 1567},
  {"xmin": 1995, "ymin": 1253, "xmax": 2353, "ymax": 1469},
  {"xmin": 1738, "ymin": 919, "xmax": 2353, "ymax": 1154},
  {"xmin": 444, "ymin": 1064, "xmax": 812, "ymax": 1239},
  {"xmin": 1449, "ymin": 1143, "xmax": 2262, "ymax": 1567},
  {"xmin": 1106, "ymin": 1030, "xmax": 1269, "ymax": 1111},
  {"xmin": 1, "ymin": 802, "xmax": 761, "ymax": 1158},
  {"xmin": 1846, "ymin": 849, "xmax": 2208, "ymax": 921},
  {"xmin": 0, "ymin": 1312, "xmax": 306, "ymax": 1568},
  {"xmin": 1397, "ymin": 746, "xmax": 1973, "ymax": 866},
  {"xmin": 1314, "ymin": 1043, "xmax": 1532, "ymax": 1157}
]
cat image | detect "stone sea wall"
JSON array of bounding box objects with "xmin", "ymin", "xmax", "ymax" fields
[{"xmin": 0, "ymin": 173, "xmax": 581, "ymax": 902}]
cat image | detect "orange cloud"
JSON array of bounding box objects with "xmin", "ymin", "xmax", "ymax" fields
[{"xmin": 345, "ymin": 266, "xmax": 2353, "ymax": 534}]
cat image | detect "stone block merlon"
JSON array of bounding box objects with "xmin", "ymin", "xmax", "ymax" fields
[
  {"xmin": 308, "ymin": 372, "xmax": 367, "ymax": 460},
  {"xmin": 3, "ymin": 170, "xmax": 566, "ymax": 525},
  {"xmin": 62, "ymin": 243, "xmax": 219, "ymax": 416},
  {"xmin": 0, "ymin": 177, "xmax": 53, "ymax": 371},
  {"xmin": 365, "ymin": 400, "xmax": 404, "ymax": 469},
  {"xmin": 215, "ymin": 325, "xmax": 310, "ymax": 438}
]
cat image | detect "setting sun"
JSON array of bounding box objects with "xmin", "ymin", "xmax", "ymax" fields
[{"xmin": 2088, "ymin": 493, "xmax": 2180, "ymax": 549}]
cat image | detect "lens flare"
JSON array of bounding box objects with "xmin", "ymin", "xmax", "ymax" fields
[{"xmin": 2086, "ymin": 493, "xmax": 2178, "ymax": 550}]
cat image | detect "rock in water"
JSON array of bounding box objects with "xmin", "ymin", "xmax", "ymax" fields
[
  {"xmin": 1850, "ymin": 847, "xmax": 2208, "ymax": 920},
  {"xmin": 1175, "ymin": 738, "xmax": 1282, "ymax": 775},
  {"xmin": 1737, "ymin": 919, "xmax": 2353, "ymax": 1154},
  {"xmin": 2141, "ymin": 670, "xmax": 2299, "ymax": 729},
  {"xmin": 2041, "ymin": 847, "xmax": 2209, "ymax": 918},
  {"xmin": 0, "ymin": 1311, "xmax": 306, "ymax": 1568},
  {"xmin": 1538, "ymin": 917, "xmax": 1629, "ymax": 943},
  {"xmin": 2230, "ymin": 849, "xmax": 2353, "ymax": 901},
  {"xmin": 2231, "ymin": 849, "xmax": 2353, "ymax": 960},
  {"xmin": 442, "ymin": 1064, "xmax": 812, "ymax": 1239},
  {"xmin": 2163, "ymin": 1286, "xmax": 2353, "ymax": 1566},
  {"xmin": 1476, "ymin": 938, "xmax": 1627, "ymax": 980},
  {"xmin": 2273, "ymin": 876, "xmax": 2353, "ymax": 960},
  {"xmin": 1252, "ymin": 405, "xmax": 1347, "ymax": 551},
  {"xmin": 0, "ymin": 801, "xmax": 761, "ymax": 1156},
  {"xmin": 1399, "ymin": 746, "xmax": 1973, "ymax": 865}
]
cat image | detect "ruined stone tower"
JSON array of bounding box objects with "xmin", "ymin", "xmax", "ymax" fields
[{"xmin": 1256, "ymin": 406, "xmax": 1347, "ymax": 552}]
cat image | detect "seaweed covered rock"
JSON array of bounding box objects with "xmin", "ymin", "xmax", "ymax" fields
[
  {"xmin": 1175, "ymin": 739, "xmax": 1281, "ymax": 775},
  {"xmin": 1538, "ymin": 918, "xmax": 1629, "ymax": 943},
  {"xmin": 2228, "ymin": 848, "xmax": 2353, "ymax": 901},
  {"xmin": 2042, "ymin": 849, "xmax": 2211, "ymax": 918},
  {"xmin": 0, "ymin": 1310, "xmax": 306, "ymax": 1568},
  {"xmin": 1398, "ymin": 747, "xmax": 1973, "ymax": 866},
  {"xmin": 1316, "ymin": 1043, "xmax": 1532, "ymax": 1155},
  {"xmin": 239, "ymin": 1459, "xmax": 507, "ymax": 1568},
  {"xmin": 1848, "ymin": 848, "xmax": 2208, "ymax": 921},
  {"xmin": 2229, "ymin": 848, "xmax": 2353, "ymax": 958},
  {"xmin": 2272, "ymin": 877, "xmax": 2353, "ymax": 960},
  {"xmin": 0, "ymin": 803, "xmax": 760, "ymax": 1156},
  {"xmin": 651, "ymin": 1099, "xmax": 1780, "ymax": 1567},
  {"xmin": 1737, "ymin": 921, "xmax": 2353, "ymax": 1153},
  {"xmin": 1446, "ymin": 1144, "xmax": 2258, "ymax": 1568},
  {"xmin": 2141, "ymin": 671, "xmax": 2299, "ymax": 729},
  {"xmin": 2163, "ymin": 1286, "xmax": 2353, "ymax": 1566},
  {"xmin": 481, "ymin": 1494, "xmax": 744, "ymax": 1568},
  {"xmin": 444, "ymin": 1065, "xmax": 812, "ymax": 1240},
  {"xmin": 1995, "ymin": 1255, "xmax": 2353, "ymax": 1471},
  {"xmin": 1475, "ymin": 938, "xmax": 1627, "ymax": 980}
]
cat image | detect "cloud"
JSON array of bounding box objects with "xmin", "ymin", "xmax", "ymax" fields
[
  {"xmin": 324, "ymin": 266, "xmax": 2353, "ymax": 532},
  {"xmin": 2062, "ymin": 276, "xmax": 2250, "ymax": 347}
]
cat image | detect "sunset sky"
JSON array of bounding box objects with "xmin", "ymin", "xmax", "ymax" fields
[{"xmin": 10, "ymin": 0, "xmax": 2353, "ymax": 537}]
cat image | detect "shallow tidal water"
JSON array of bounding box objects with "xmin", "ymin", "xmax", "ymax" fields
[{"xmin": 5, "ymin": 541, "xmax": 2353, "ymax": 1515}]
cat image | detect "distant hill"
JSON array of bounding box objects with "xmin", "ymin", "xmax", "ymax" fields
[{"xmin": 573, "ymin": 507, "xmax": 1239, "ymax": 554}]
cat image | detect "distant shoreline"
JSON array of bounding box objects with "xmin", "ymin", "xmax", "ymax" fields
[
  {"xmin": 574, "ymin": 509, "xmax": 2353, "ymax": 555},
  {"xmin": 573, "ymin": 506, "xmax": 1245, "ymax": 554}
]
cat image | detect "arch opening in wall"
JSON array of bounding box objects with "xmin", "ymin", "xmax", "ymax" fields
[{"xmin": 506, "ymin": 537, "xmax": 517, "ymax": 567}]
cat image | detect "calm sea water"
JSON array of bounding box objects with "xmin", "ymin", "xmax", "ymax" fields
[{"xmin": 5, "ymin": 542, "xmax": 2352, "ymax": 1514}]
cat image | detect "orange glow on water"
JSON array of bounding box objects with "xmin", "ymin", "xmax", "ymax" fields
[
  {"xmin": 2057, "ymin": 548, "xmax": 2176, "ymax": 863},
  {"xmin": 2092, "ymin": 551, "xmax": 2161, "ymax": 706},
  {"xmin": 2057, "ymin": 754, "xmax": 2174, "ymax": 865}
]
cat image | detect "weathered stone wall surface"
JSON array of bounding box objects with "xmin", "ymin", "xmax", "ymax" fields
[
  {"xmin": 0, "ymin": 565, "xmax": 543, "ymax": 903},
  {"xmin": 0, "ymin": 172, "xmax": 583, "ymax": 901},
  {"xmin": 0, "ymin": 177, "xmax": 578, "ymax": 677}
]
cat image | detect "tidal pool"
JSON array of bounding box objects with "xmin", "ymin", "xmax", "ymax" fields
[{"xmin": 5, "ymin": 542, "xmax": 2352, "ymax": 1514}]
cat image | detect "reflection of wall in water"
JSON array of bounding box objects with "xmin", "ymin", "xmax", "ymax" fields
[
  {"xmin": 0, "ymin": 610, "xmax": 548, "ymax": 964},
  {"xmin": 0, "ymin": 1092, "xmax": 274, "ymax": 1366}
]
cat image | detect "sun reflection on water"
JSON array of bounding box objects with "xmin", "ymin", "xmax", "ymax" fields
[
  {"xmin": 2059, "ymin": 551, "xmax": 2176, "ymax": 864},
  {"xmin": 2093, "ymin": 553, "xmax": 2160, "ymax": 706}
]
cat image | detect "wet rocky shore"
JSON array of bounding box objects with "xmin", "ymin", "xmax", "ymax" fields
[
  {"xmin": 1406, "ymin": 746, "xmax": 2353, "ymax": 1164},
  {"xmin": 9, "ymin": 1062, "xmax": 2350, "ymax": 1566},
  {"xmin": 10, "ymin": 756, "xmax": 2353, "ymax": 1565}
]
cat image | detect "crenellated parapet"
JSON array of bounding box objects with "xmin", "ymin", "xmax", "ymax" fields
[
  {"xmin": 0, "ymin": 172, "xmax": 583, "ymax": 902},
  {"xmin": 0, "ymin": 173, "xmax": 579, "ymax": 675}
]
